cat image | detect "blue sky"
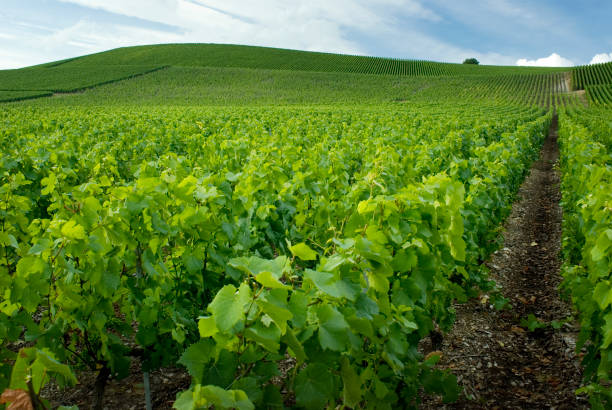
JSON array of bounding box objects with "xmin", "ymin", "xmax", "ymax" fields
[{"xmin": 1, "ymin": 0, "xmax": 612, "ymax": 69}]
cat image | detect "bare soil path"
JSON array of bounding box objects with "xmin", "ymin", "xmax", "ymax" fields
[{"xmin": 421, "ymin": 114, "xmax": 587, "ymax": 409}]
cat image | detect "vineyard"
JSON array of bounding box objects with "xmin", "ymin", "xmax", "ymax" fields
[
  {"xmin": 45, "ymin": 44, "xmax": 565, "ymax": 76},
  {"xmin": 572, "ymin": 61, "xmax": 612, "ymax": 105},
  {"xmin": 0, "ymin": 44, "xmax": 611, "ymax": 409},
  {"xmin": 558, "ymin": 106, "xmax": 612, "ymax": 405}
]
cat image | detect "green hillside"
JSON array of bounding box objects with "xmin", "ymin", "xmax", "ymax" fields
[
  {"xmin": 572, "ymin": 61, "xmax": 612, "ymax": 104},
  {"xmin": 43, "ymin": 43, "xmax": 565, "ymax": 76},
  {"xmin": 0, "ymin": 65, "xmax": 163, "ymax": 93},
  {"xmin": 572, "ymin": 61, "xmax": 612, "ymax": 89},
  {"xmin": 0, "ymin": 43, "xmax": 578, "ymax": 107},
  {"xmin": 0, "ymin": 43, "xmax": 572, "ymax": 103},
  {"xmin": 20, "ymin": 66, "xmax": 572, "ymax": 108}
]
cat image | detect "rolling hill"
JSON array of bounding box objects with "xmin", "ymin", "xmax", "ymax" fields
[{"xmin": 0, "ymin": 43, "xmax": 585, "ymax": 106}]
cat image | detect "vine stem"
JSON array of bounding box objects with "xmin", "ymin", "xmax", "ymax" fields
[
  {"xmin": 143, "ymin": 371, "xmax": 152, "ymax": 410},
  {"xmin": 26, "ymin": 377, "xmax": 50, "ymax": 410},
  {"xmin": 2, "ymin": 207, "xmax": 12, "ymax": 275},
  {"xmin": 93, "ymin": 365, "xmax": 110, "ymax": 410}
]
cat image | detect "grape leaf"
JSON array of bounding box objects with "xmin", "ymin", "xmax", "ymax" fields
[
  {"xmin": 295, "ymin": 363, "xmax": 335, "ymax": 409},
  {"xmin": 209, "ymin": 284, "xmax": 251, "ymax": 334},
  {"xmin": 290, "ymin": 242, "xmax": 317, "ymax": 261},
  {"xmin": 316, "ymin": 305, "xmax": 349, "ymax": 351}
]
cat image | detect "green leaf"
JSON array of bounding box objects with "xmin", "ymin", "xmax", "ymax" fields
[
  {"xmin": 355, "ymin": 236, "xmax": 392, "ymax": 265},
  {"xmin": 81, "ymin": 196, "xmax": 101, "ymax": 226},
  {"xmin": 225, "ymin": 171, "xmax": 242, "ymax": 182},
  {"xmin": 10, "ymin": 348, "xmax": 36, "ymax": 391},
  {"xmin": 61, "ymin": 220, "xmax": 86, "ymax": 240},
  {"xmin": 183, "ymin": 254, "xmax": 204, "ymax": 275},
  {"xmin": 209, "ymin": 284, "xmax": 251, "ymax": 334},
  {"xmin": 448, "ymin": 233, "xmax": 466, "ymax": 262},
  {"xmin": 256, "ymin": 291, "xmax": 293, "ymax": 334},
  {"xmin": 90, "ymin": 311, "xmax": 107, "ymax": 331},
  {"xmin": 41, "ymin": 172, "xmax": 56, "ymax": 195},
  {"xmin": 34, "ymin": 350, "xmax": 77, "ymax": 387},
  {"xmin": 602, "ymin": 312, "xmax": 612, "ymax": 349},
  {"xmin": 142, "ymin": 248, "xmax": 160, "ymax": 277},
  {"xmin": 591, "ymin": 245, "xmax": 605, "ymax": 262},
  {"xmin": 373, "ymin": 377, "xmax": 389, "ymax": 399},
  {"xmin": 172, "ymin": 328, "xmax": 186, "ymax": 344},
  {"xmin": 244, "ymin": 322, "xmax": 281, "ymax": 352},
  {"xmin": 198, "ymin": 316, "xmax": 218, "ymax": 338},
  {"xmin": 346, "ymin": 316, "xmax": 374, "ymax": 339},
  {"xmin": 288, "ymin": 291, "xmax": 307, "ymax": 328},
  {"xmin": 290, "ymin": 242, "xmax": 317, "ymax": 261},
  {"xmin": 173, "ymin": 389, "xmax": 195, "ymax": 410},
  {"xmin": 354, "ymin": 293, "xmax": 379, "ymax": 320},
  {"xmin": 202, "ymin": 350, "xmax": 237, "ymax": 387},
  {"xmin": 233, "ymin": 377, "xmax": 263, "ymax": 406},
  {"xmin": 16, "ymin": 256, "xmax": 46, "ymax": 277},
  {"xmin": 320, "ymin": 254, "xmax": 346, "ymax": 272},
  {"xmin": 295, "ymin": 363, "xmax": 335, "ymax": 409},
  {"xmin": 316, "ymin": 305, "xmax": 349, "ymax": 351},
  {"xmin": 340, "ymin": 357, "xmax": 362, "ymax": 407},
  {"xmin": 304, "ymin": 269, "xmax": 358, "ymax": 301},
  {"xmin": 229, "ymin": 255, "xmax": 289, "ymax": 280},
  {"xmin": 262, "ymin": 384, "xmax": 284, "ymax": 409},
  {"xmin": 281, "ymin": 328, "xmax": 307, "ymax": 362},
  {"xmin": 357, "ymin": 199, "xmax": 377, "ymax": 215},
  {"xmin": 178, "ymin": 340, "xmax": 215, "ymax": 383},
  {"xmin": 593, "ymin": 281, "xmax": 612, "ymax": 310},
  {"xmin": 391, "ymin": 248, "xmax": 418, "ymax": 273},
  {"xmin": 9, "ymin": 348, "xmax": 76, "ymax": 394},
  {"xmin": 192, "ymin": 385, "xmax": 254, "ymax": 410},
  {"xmin": 441, "ymin": 373, "xmax": 460, "ymax": 403},
  {"xmin": 0, "ymin": 232, "xmax": 18, "ymax": 249},
  {"xmin": 255, "ymin": 271, "xmax": 290, "ymax": 289},
  {"xmin": 97, "ymin": 270, "xmax": 120, "ymax": 297},
  {"xmin": 591, "ymin": 230, "xmax": 612, "ymax": 262}
]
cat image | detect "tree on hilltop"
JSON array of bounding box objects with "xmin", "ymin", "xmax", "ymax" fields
[{"xmin": 463, "ymin": 58, "xmax": 480, "ymax": 65}]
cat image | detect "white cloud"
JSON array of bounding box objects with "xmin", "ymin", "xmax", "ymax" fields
[
  {"xmin": 4, "ymin": 0, "xmax": 513, "ymax": 69},
  {"xmin": 0, "ymin": 48, "xmax": 45, "ymax": 69},
  {"xmin": 0, "ymin": 19, "xmax": 187, "ymax": 69},
  {"xmin": 589, "ymin": 52, "xmax": 612, "ymax": 65},
  {"xmin": 516, "ymin": 53, "xmax": 574, "ymax": 67},
  {"xmin": 51, "ymin": 0, "xmax": 441, "ymax": 58},
  {"xmin": 51, "ymin": 0, "xmax": 360, "ymax": 57}
]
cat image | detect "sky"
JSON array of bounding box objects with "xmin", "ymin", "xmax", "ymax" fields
[{"xmin": 1, "ymin": 0, "xmax": 612, "ymax": 69}]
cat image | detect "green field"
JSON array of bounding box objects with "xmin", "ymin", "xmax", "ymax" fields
[
  {"xmin": 0, "ymin": 90, "xmax": 53, "ymax": 102},
  {"xmin": 1, "ymin": 44, "xmax": 611, "ymax": 409},
  {"xmin": 43, "ymin": 43, "xmax": 564, "ymax": 76}
]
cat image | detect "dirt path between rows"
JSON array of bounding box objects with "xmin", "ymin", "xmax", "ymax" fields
[
  {"xmin": 564, "ymin": 72, "xmax": 572, "ymax": 93},
  {"xmin": 421, "ymin": 114, "xmax": 588, "ymax": 409}
]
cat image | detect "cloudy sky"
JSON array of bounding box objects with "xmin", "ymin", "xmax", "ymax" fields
[{"xmin": 1, "ymin": 0, "xmax": 611, "ymax": 69}]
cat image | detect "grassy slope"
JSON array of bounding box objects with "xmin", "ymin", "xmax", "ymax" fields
[
  {"xmin": 21, "ymin": 66, "xmax": 577, "ymax": 109},
  {"xmin": 55, "ymin": 44, "xmax": 565, "ymax": 76},
  {"xmin": 0, "ymin": 90, "xmax": 53, "ymax": 102},
  {"xmin": 572, "ymin": 61, "xmax": 612, "ymax": 89},
  {"xmin": 0, "ymin": 65, "xmax": 164, "ymax": 92},
  {"xmin": 0, "ymin": 43, "xmax": 575, "ymax": 106},
  {"xmin": 572, "ymin": 61, "xmax": 612, "ymax": 104}
]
